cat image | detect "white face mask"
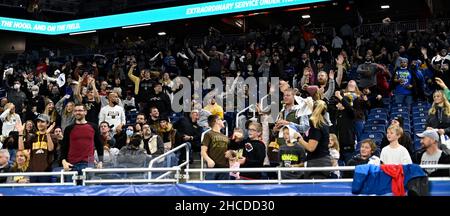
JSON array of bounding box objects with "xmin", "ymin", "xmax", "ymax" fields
[
  {"xmin": 32, "ymin": 91, "xmax": 39, "ymax": 96},
  {"xmin": 13, "ymin": 84, "xmax": 20, "ymax": 90}
]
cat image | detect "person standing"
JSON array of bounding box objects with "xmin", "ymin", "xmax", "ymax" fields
[
  {"xmin": 98, "ymin": 92, "xmax": 126, "ymax": 135},
  {"xmin": 201, "ymin": 114, "xmax": 229, "ymax": 180},
  {"xmin": 380, "ymin": 125, "xmax": 412, "ymax": 164},
  {"xmin": 17, "ymin": 114, "xmax": 55, "ymax": 182},
  {"xmin": 61, "ymin": 104, "xmax": 103, "ymax": 173}
]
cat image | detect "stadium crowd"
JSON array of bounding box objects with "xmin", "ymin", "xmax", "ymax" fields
[{"xmin": 1, "ymin": 19, "xmax": 450, "ymax": 183}]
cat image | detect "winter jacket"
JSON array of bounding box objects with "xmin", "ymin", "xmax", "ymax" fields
[
  {"xmin": 173, "ymin": 116, "xmax": 202, "ymax": 150},
  {"xmin": 426, "ymin": 106, "xmax": 450, "ymax": 136},
  {"xmin": 335, "ymin": 96, "xmax": 355, "ymax": 153},
  {"xmin": 411, "ymin": 148, "xmax": 450, "ymax": 177}
]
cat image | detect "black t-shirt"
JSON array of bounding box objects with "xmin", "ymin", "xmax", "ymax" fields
[
  {"xmin": 306, "ymin": 121, "xmax": 330, "ymax": 161},
  {"xmin": 279, "ymin": 143, "xmax": 306, "ymax": 167},
  {"xmin": 83, "ymin": 97, "xmax": 101, "ymax": 124}
]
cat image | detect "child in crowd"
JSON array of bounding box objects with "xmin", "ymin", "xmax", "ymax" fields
[
  {"xmin": 328, "ymin": 134, "xmax": 341, "ymax": 178},
  {"xmin": 380, "ymin": 125, "xmax": 412, "ymax": 164},
  {"xmin": 279, "ymin": 126, "xmax": 306, "ymax": 179}
]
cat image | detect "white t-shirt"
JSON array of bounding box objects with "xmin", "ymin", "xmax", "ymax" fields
[
  {"xmin": 0, "ymin": 109, "xmax": 22, "ymax": 137},
  {"xmin": 98, "ymin": 105, "xmax": 126, "ymax": 133},
  {"xmin": 380, "ymin": 144, "xmax": 412, "ymax": 164},
  {"xmin": 421, "ymin": 150, "xmax": 442, "ymax": 174}
]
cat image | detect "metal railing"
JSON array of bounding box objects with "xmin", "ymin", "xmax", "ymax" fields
[
  {"xmin": 1, "ymin": 164, "xmax": 449, "ymax": 186},
  {"xmin": 185, "ymin": 165, "xmax": 450, "ymax": 184},
  {"xmin": 235, "ymin": 104, "xmax": 256, "ymax": 129},
  {"xmin": 148, "ymin": 142, "xmax": 190, "ymax": 180},
  {"xmin": 259, "ymin": 94, "xmax": 270, "ymax": 112},
  {"xmin": 0, "ymin": 171, "xmax": 78, "ymax": 187},
  {"xmin": 82, "ymin": 167, "xmax": 181, "ymax": 185}
]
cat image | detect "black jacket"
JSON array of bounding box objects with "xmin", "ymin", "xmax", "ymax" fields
[
  {"xmin": 335, "ymin": 96, "xmax": 355, "ymax": 153},
  {"xmin": 411, "ymin": 148, "xmax": 450, "ymax": 177},
  {"xmin": 229, "ymin": 139, "xmax": 267, "ymax": 179},
  {"xmin": 173, "ymin": 115, "xmax": 202, "ymax": 150},
  {"xmin": 426, "ymin": 107, "xmax": 450, "ymax": 136},
  {"xmin": 146, "ymin": 92, "xmax": 172, "ymax": 117},
  {"xmin": 0, "ymin": 164, "xmax": 11, "ymax": 183}
]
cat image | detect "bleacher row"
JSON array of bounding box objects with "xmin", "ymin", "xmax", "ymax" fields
[{"xmin": 358, "ymin": 98, "xmax": 431, "ymax": 155}]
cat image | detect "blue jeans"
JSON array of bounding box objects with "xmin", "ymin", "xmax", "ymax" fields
[
  {"xmin": 394, "ymin": 94, "xmax": 413, "ymax": 106},
  {"xmin": 205, "ymin": 172, "xmax": 230, "ymax": 180},
  {"xmin": 354, "ymin": 120, "xmax": 365, "ymax": 142},
  {"xmin": 70, "ymin": 162, "xmax": 92, "ymax": 184}
]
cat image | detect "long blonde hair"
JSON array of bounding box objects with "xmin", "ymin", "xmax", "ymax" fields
[
  {"xmin": 429, "ymin": 90, "xmax": 450, "ymax": 116},
  {"xmin": 63, "ymin": 101, "xmax": 75, "ymax": 117},
  {"xmin": 43, "ymin": 101, "xmax": 58, "ymax": 123},
  {"xmin": 310, "ymin": 100, "xmax": 327, "ymax": 128},
  {"xmin": 4, "ymin": 103, "xmax": 16, "ymax": 122},
  {"xmin": 344, "ymin": 80, "xmax": 361, "ymax": 97},
  {"xmin": 329, "ymin": 133, "xmax": 340, "ymax": 152},
  {"xmin": 12, "ymin": 150, "xmax": 30, "ymax": 172}
]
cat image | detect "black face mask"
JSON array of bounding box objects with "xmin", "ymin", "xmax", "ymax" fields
[{"xmin": 112, "ymin": 100, "xmax": 119, "ymax": 106}]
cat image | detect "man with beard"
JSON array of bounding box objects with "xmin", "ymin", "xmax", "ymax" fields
[
  {"xmin": 204, "ymin": 97, "xmax": 224, "ymax": 120},
  {"xmin": 357, "ymin": 54, "xmax": 378, "ymax": 89},
  {"xmin": 134, "ymin": 113, "xmax": 147, "ymax": 133},
  {"xmin": 393, "ymin": 58, "xmax": 415, "ymax": 106},
  {"xmin": 316, "ymin": 70, "xmax": 335, "ymax": 101},
  {"xmin": 412, "ymin": 130, "xmax": 450, "ymax": 177},
  {"xmin": 61, "ymin": 104, "xmax": 103, "ymax": 177},
  {"xmin": 98, "ymin": 92, "xmax": 126, "ymax": 135}
]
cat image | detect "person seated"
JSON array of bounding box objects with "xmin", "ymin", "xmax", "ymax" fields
[
  {"xmin": 344, "ymin": 139, "xmax": 381, "ymax": 178},
  {"xmin": 412, "ymin": 130, "xmax": 450, "ymax": 177},
  {"xmin": 6, "ymin": 150, "xmax": 30, "ymax": 183},
  {"xmin": 117, "ymin": 133, "xmax": 151, "ymax": 167},
  {"xmin": 0, "ymin": 149, "xmax": 11, "ymax": 183}
]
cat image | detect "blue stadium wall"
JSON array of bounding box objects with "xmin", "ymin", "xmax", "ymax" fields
[{"xmin": 1, "ymin": 182, "xmax": 449, "ymax": 196}]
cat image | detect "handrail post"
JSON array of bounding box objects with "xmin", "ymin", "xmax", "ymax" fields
[
  {"xmin": 82, "ymin": 170, "xmax": 86, "ymax": 186},
  {"xmin": 278, "ymin": 170, "xmax": 281, "ymax": 185},
  {"xmin": 259, "ymin": 94, "xmax": 269, "ymax": 111},
  {"xmin": 148, "ymin": 143, "xmax": 189, "ymax": 180}
]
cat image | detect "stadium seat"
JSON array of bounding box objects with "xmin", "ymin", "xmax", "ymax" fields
[
  {"xmin": 370, "ymin": 108, "xmax": 388, "ymax": 115},
  {"xmin": 412, "ymin": 106, "xmax": 430, "ymax": 113},
  {"xmin": 413, "ymin": 117, "xmax": 427, "ymax": 124},
  {"xmin": 391, "ymin": 103, "xmax": 409, "ymax": 108},
  {"xmin": 367, "ymin": 113, "xmax": 388, "ymax": 120},
  {"xmin": 390, "ymin": 112, "xmax": 410, "ymax": 121},
  {"xmin": 413, "ymin": 139, "xmax": 422, "ymax": 151},
  {"xmin": 412, "ymin": 112, "xmax": 428, "ymax": 118},
  {"xmin": 412, "ymin": 101, "xmax": 431, "ymax": 107},
  {"xmin": 364, "ymin": 124, "xmax": 386, "ymax": 134},
  {"xmin": 391, "ymin": 107, "xmax": 410, "ymax": 113},
  {"xmin": 360, "ymin": 132, "xmax": 384, "ymax": 143},
  {"xmin": 366, "ymin": 119, "xmax": 388, "ymax": 125},
  {"xmin": 413, "ymin": 123, "xmax": 426, "ymax": 132}
]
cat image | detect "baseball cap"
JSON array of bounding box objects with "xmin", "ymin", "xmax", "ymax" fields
[
  {"xmin": 36, "ymin": 114, "xmax": 50, "ymax": 123},
  {"xmin": 416, "ymin": 130, "xmax": 439, "ymax": 143}
]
